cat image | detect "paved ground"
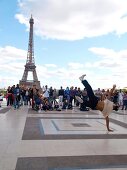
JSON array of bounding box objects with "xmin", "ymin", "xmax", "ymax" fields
[{"xmin": 0, "ymin": 99, "xmax": 127, "ymax": 170}]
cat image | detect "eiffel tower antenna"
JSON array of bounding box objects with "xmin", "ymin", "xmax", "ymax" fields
[{"xmin": 19, "ymin": 15, "xmax": 41, "ymax": 90}]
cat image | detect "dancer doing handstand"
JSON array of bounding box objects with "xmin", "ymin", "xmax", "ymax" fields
[{"xmin": 76, "ymin": 74, "xmax": 119, "ymax": 132}]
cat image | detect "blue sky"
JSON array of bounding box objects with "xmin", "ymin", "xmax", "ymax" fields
[{"xmin": 1, "ymin": 0, "xmax": 127, "ymax": 90}]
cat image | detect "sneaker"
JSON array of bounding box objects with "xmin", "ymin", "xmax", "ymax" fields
[
  {"xmin": 75, "ymin": 96, "xmax": 83, "ymax": 103},
  {"xmin": 79, "ymin": 74, "xmax": 86, "ymax": 81}
]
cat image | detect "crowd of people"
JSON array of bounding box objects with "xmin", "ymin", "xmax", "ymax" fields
[
  {"xmin": 5, "ymin": 84, "xmax": 86, "ymax": 111},
  {"xmin": 3, "ymin": 82, "xmax": 127, "ymax": 112}
]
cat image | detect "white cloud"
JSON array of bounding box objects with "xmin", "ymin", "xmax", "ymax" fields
[
  {"xmin": 15, "ymin": 0, "xmax": 127, "ymax": 40},
  {"xmin": 86, "ymin": 47, "xmax": 127, "ymax": 89},
  {"xmin": 89, "ymin": 47, "xmax": 117, "ymax": 58},
  {"xmin": 89, "ymin": 47, "xmax": 127, "ymax": 64},
  {"xmin": 15, "ymin": 14, "xmax": 28, "ymax": 26},
  {"xmin": 80, "ymin": 47, "xmax": 127, "ymax": 88},
  {"xmin": 68, "ymin": 62, "xmax": 84, "ymax": 69},
  {"xmin": 0, "ymin": 46, "xmax": 85, "ymax": 88},
  {"xmin": 0, "ymin": 45, "xmax": 127, "ymax": 89},
  {"xmin": 0, "ymin": 46, "xmax": 26, "ymax": 62},
  {"xmin": 0, "ymin": 46, "xmax": 26, "ymax": 87}
]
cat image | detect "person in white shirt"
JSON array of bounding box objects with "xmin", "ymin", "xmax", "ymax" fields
[
  {"xmin": 95, "ymin": 88, "xmax": 102, "ymax": 100},
  {"xmin": 76, "ymin": 74, "xmax": 119, "ymax": 132},
  {"xmin": 43, "ymin": 85, "xmax": 49, "ymax": 99},
  {"xmin": 118, "ymin": 89, "xmax": 124, "ymax": 107}
]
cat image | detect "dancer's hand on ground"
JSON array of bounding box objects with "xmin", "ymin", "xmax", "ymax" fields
[{"xmin": 108, "ymin": 129, "xmax": 113, "ymax": 132}]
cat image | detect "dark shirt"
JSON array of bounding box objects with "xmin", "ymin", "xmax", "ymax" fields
[{"xmin": 59, "ymin": 89, "xmax": 64, "ymax": 96}]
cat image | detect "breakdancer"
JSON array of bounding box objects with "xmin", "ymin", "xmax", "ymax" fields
[{"xmin": 76, "ymin": 74, "xmax": 119, "ymax": 132}]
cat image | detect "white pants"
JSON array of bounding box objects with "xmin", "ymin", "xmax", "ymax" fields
[
  {"xmin": 59, "ymin": 95, "xmax": 63, "ymax": 108},
  {"xmin": 118, "ymin": 98, "xmax": 123, "ymax": 106}
]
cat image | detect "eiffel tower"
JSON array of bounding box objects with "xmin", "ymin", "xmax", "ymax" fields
[{"xmin": 19, "ymin": 15, "xmax": 41, "ymax": 90}]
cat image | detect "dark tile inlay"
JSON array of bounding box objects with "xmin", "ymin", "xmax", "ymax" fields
[
  {"xmin": 72, "ymin": 123, "xmax": 91, "ymax": 127},
  {"xmin": 0, "ymin": 107, "xmax": 11, "ymax": 114},
  {"xmin": 22, "ymin": 117, "xmax": 127, "ymax": 140},
  {"xmin": 15, "ymin": 155, "xmax": 127, "ymax": 170}
]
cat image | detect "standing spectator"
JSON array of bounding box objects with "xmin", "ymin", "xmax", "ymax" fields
[
  {"xmin": 95, "ymin": 88, "xmax": 102, "ymax": 100},
  {"xmin": 101, "ymin": 89, "xmax": 106, "ymax": 101},
  {"xmin": 122, "ymin": 92, "xmax": 127, "ymax": 110},
  {"xmin": 0, "ymin": 93, "xmax": 3, "ymax": 107},
  {"xmin": 73, "ymin": 87, "xmax": 78, "ymax": 106},
  {"xmin": 42, "ymin": 86, "xmax": 45, "ymax": 93},
  {"xmin": 28, "ymin": 88, "xmax": 33, "ymax": 106},
  {"xmin": 31, "ymin": 85, "xmax": 38, "ymax": 109},
  {"xmin": 20, "ymin": 86, "xmax": 26, "ymax": 105},
  {"xmin": 43, "ymin": 85, "xmax": 50, "ymax": 100},
  {"xmin": 64, "ymin": 87, "xmax": 70, "ymax": 108},
  {"xmin": 52, "ymin": 88, "xmax": 58, "ymax": 106},
  {"xmin": 118, "ymin": 89, "xmax": 124, "ymax": 108},
  {"xmin": 49, "ymin": 86, "xmax": 54, "ymax": 103},
  {"xmin": 69, "ymin": 86, "xmax": 75, "ymax": 107},
  {"xmin": 58, "ymin": 86, "xmax": 65, "ymax": 109},
  {"xmin": 12, "ymin": 84, "xmax": 21, "ymax": 109},
  {"xmin": 6, "ymin": 86, "xmax": 13, "ymax": 106},
  {"xmin": 112, "ymin": 91, "xmax": 119, "ymax": 105},
  {"xmin": 24, "ymin": 88, "xmax": 29, "ymax": 105},
  {"xmin": 75, "ymin": 87, "xmax": 82, "ymax": 106}
]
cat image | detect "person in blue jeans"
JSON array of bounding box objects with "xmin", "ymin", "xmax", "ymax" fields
[
  {"xmin": 76, "ymin": 74, "xmax": 119, "ymax": 132},
  {"xmin": 12, "ymin": 84, "xmax": 21, "ymax": 109}
]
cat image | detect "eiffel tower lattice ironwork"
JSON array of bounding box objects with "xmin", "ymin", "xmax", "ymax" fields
[{"xmin": 19, "ymin": 15, "xmax": 41, "ymax": 89}]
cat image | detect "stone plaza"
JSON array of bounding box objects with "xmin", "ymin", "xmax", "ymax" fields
[{"xmin": 0, "ymin": 99, "xmax": 127, "ymax": 170}]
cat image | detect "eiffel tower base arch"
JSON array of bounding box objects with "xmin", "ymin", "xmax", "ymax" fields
[{"xmin": 19, "ymin": 80, "xmax": 41, "ymax": 90}]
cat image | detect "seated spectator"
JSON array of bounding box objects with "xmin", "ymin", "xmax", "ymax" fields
[{"xmin": 42, "ymin": 98, "xmax": 53, "ymax": 111}]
